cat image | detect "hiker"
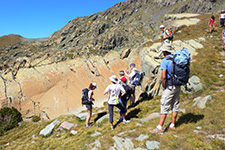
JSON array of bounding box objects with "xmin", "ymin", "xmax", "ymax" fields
[
  {"xmin": 154, "ymin": 25, "xmax": 173, "ymax": 59},
  {"xmin": 118, "ymin": 76, "xmax": 132, "ymax": 122},
  {"xmin": 124, "ymin": 63, "xmax": 138, "ymax": 106},
  {"xmin": 223, "ymin": 28, "xmax": 225, "ymax": 51},
  {"xmin": 104, "ymin": 75, "xmax": 130, "ymax": 129},
  {"xmin": 119, "ymin": 70, "xmax": 127, "ymax": 84},
  {"xmin": 219, "ymin": 10, "xmax": 225, "ymax": 27},
  {"xmin": 209, "ymin": 15, "xmax": 215, "ymax": 33},
  {"xmin": 85, "ymin": 83, "xmax": 97, "ymax": 128},
  {"xmin": 150, "ymin": 43, "xmax": 181, "ymax": 134}
]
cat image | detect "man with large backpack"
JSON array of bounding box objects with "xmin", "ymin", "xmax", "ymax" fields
[
  {"xmin": 154, "ymin": 25, "xmax": 173, "ymax": 59},
  {"xmin": 124, "ymin": 63, "xmax": 138, "ymax": 107},
  {"xmin": 150, "ymin": 43, "xmax": 190, "ymax": 134}
]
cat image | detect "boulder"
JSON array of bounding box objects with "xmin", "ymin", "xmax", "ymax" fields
[
  {"xmin": 146, "ymin": 141, "xmax": 160, "ymax": 150},
  {"xmin": 185, "ymin": 39, "xmax": 203, "ymax": 49},
  {"xmin": 91, "ymin": 131, "xmax": 102, "ymax": 137},
  {"xmin": 140, "ymin": 112, "xmax": 160, "ymax": 123},
  {"xmin": 207, "ymin": 134, "xmax": 225, "ymax": 142},
  {"xmin": 39, "ymin": 120, "xmax": 59, "ymax": 136},
  {"xmin": 136, "ymin": 134, "xmax": 149, "ymax": 141},
  {"xmin": 93, "ymin": 140, "xmax": 101, "ymax": 147},
  {"xmin": 70, "ymin": 130, "xmax": 78, "ymax": 135},
  {"xmin": 198, "ymin": 37, "xmax": 206, "ymax": 42},
  {"xmin": 75, "ymin": 112, "xmax": 95, "ymax": 120},
  {"xmin": 181, "ymin": 76, "xmax": 202, "ymax": 94},
  {"xmin": 141, "ymin": 55, "xmax": 160, "ymax": 77},
  {"xmin": 112, "ymin": 136, "xmax": 124, "ymax": 149},
  {"xmin": 112, "ymin": 136, "xmax": 134, "ymax": 150},
  {"xmin": 193, "ymin": 95, "xmax": 212, "ymax": 109},
  {"xmin": 59, "ymin": 121, "xmax": 77, "ymax": 130}
]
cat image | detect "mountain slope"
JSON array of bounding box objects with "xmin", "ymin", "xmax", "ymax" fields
[
  {"xmin": 0, "ymin": 13, "xmax": 225, "ymax": 150},
  {"xmin": 1, "ymin": 0, "xmax": 225, "ymax": 66},
  {"xmin": 0, "ymin": 34, "xmax": 22, "ymax": 49}
]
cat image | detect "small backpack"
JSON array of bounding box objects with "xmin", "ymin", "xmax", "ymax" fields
[
  {"xmin": 167, "ymin": 47, "xmax": 191, "ymax": 86},
  {"xmin": 131, "ymin": 71, "xmax": 145, "ymax": 86},
  {"xmin": 168, "ymin": 29, "xmax": 174, "ymax": 40},
  {"xmin": 81, "ymin": 88, "xmax": 89, "ymax": 105},
  {"xmin": 121, "ymin": 84, "xmax": 132, "ymax": 101}
]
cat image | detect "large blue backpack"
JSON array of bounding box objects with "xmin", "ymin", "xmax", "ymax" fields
[
  {"xmin": 167, "ymin": 47, "xmax": 191, "ymax": 86},
  {"xmin": 130, "ymin": 71, "xmax": 145, "ymax": 86}
]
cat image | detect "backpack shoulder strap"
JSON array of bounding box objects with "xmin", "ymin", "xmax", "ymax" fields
[{"xmin": 166, "ymin": 55, "xmax": 174, "ymax": 61}]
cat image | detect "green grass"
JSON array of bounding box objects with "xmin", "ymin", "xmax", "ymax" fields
[{"xmin": 0, "ymin": 14, "xmax": 225, "ymax": 149}]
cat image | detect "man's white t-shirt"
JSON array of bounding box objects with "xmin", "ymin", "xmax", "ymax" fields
[
  {"xmin": 220, "ymin": 13, "xmax": 225, "ymax": 19},
  {"xmin": 105, "ymin": 84, "xmax": 125, "ymax": 105},
  {"xmin": 128, "ymin": 68, "xmax": 138, "ymax": 79}
]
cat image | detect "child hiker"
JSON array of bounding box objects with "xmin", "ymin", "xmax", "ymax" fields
[
  {"xmin": 118, "ymin": 76, "xmax": 132, "ymax": 122},
  {"xmin": 209, "ymin": 15, "xmax": 215, "ymax": 33}
]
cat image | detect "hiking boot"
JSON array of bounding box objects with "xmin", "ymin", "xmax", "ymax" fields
[
  {"xmin": 169, "ymin": 126, "xmax": 176, "ymax": 130},
  {"xmin": 149, "ymin": 128, "xmax": 164, "ymax": 134},
  {"xmin": 85, "ymin": 124, "xmax": 92, "ymax": 128},
  {"xmin": 123, "ymin": 120, "xmax": 131, "ymax": 124},
  {"xmin": 118, "ymin": 117, "xmax": 123, "ymax": 122},
  {"xmin": 111, "ymin": 126, "xmax": 114, "ymax": 130}
]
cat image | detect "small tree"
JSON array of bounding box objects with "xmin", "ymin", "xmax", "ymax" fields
[{"xmin": 0, "ymin": 107, "xmax": 22, "ymax": 136}]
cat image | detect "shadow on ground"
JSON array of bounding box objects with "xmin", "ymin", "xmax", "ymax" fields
[
  {"xmin": 114, "ymin": 108, "xmax": 141, "ymax": 129},
  {"xmin": 164, "ymin": 113, "xmax": 204, "ymax": 132},
  {"xmin": 94, "ymin": 111, "xmax": 107, "ymax": 122},
  {"xmin": 176, "ymin": 113, "xmax": 204, "ymax": 127}
]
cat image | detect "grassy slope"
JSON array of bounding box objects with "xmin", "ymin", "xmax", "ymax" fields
[
  {"xmin": 0, "ymin": 14, "xmax": 225, "ymax": 150},
  {"xmin": 0, "ymin": 34, "xmax": 22, "ymax": 49}
]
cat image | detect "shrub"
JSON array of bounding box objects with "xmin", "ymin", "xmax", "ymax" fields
[
  {"xmin": 31, "ymin": 115, "xmax": 41, "ymax": 122},
  {"xmin": 0, "ymin": 107, "xmax": 22, "ymax": 136}
]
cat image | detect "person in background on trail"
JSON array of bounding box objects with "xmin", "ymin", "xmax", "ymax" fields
[
  {"xmin": 124, "ymin": 63, "xmax": 138, "ymax": 107},
  {"xmin": 119, "ymin": 70, "xmax": 127, "ymax": 84},
  {"xmin": 219, "ymin": 10, "xmax": 225, "ymax": 27},
  {"xmin": 154, "ymin": 25, "xmax": 173, "ymax": 59},
  {"xmin": 150, "ymin": 43, "xmax": 180, "ymax": 134},
  {"xmin": 209, "ymin": 15, "xmax": 215, "ymax": 33},
  {"xmin": 85, "ymin": 83, "xmax": 97, "ymax": 128},
  {"xmin": 118, "ymin": 77, "xmax": 132, "ymax": 122},
  {"xmin": 222, "ymin": 28, "xmax": 225, "ymax": 51},
  {"xmin": 104, "ymin": 75, "xmax": 130, "ymax": 129}
]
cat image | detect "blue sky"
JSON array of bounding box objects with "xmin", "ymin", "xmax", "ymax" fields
[{"xmin": 0, "ymin": 0, "xmax": 124, "ymax": 38}]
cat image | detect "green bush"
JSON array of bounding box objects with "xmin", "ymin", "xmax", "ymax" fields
[
  {"xmin": 0, "ymin": 107, "xmax": 22, "ymax": 136},
  {"xmin": 31, "ymin": 115, "xmax": 41, "ymax": 122}
]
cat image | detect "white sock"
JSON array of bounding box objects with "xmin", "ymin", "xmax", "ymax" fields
[
  {"xmin": 156, "ymin": 125, "xmax": 162, "ymax": 130},
  {"xmin": 169, "ymin": 123, "xmax": 175, "ymax": 128}
]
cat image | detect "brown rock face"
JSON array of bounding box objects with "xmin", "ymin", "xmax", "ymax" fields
[{"xmin": 0, "ymin": 50, "xmax": 142, "ymax": 119}]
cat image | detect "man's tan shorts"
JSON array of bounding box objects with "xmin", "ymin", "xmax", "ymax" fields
[{"xmin": 160, "ymin": 85, "xmax": 181, "ymax": 114}]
